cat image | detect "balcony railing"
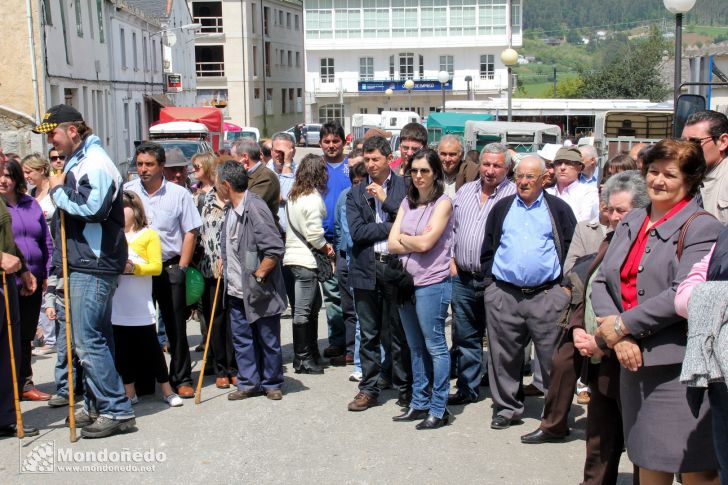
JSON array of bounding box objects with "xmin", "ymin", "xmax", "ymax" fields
[
  {"xmin": 196, "ymin": 62, "xmax": 225, "ymax": 77},
  {"xmin": 193, "ymin": 16, "xmax": 223, "ymax": 34}
]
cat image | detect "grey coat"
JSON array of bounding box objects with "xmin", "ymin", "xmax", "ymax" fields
[
  {"xmin": 220, "ymin": 192, "xmax": 287, "ymax": 323},
  {"xmin": 591, "ymin": 199, "xmax": 723, "ymax": 366},
  {"xmin": 563, "ymin": 219, "xmax": 607, "ymax": 275}
]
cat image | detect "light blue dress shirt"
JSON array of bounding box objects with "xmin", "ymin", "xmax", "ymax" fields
[{"xmin": 491, "ymin": 192, "xmax": 561, "ymax": 287}]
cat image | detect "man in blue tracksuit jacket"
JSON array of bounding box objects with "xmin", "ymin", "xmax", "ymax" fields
[{"xmin": 34, "ymin": 104, "xmax": 135, "ymax": 439}]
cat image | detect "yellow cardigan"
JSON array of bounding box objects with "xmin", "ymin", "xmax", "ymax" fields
[{"xmin": 129, "ymin": 227, "xmax": 163, "ymax": 276}]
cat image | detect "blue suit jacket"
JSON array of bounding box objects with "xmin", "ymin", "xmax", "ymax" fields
[{"xmin": 346, "ymin": 172, "xmax": 406, "ymax": 290}]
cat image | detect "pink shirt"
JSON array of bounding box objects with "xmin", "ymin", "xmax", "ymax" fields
[{"xmin": 675, "ymin": 244, "xmax": 716, "ymax": 318}]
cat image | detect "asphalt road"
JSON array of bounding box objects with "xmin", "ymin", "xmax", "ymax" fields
[{"xmin": 0, "ymin": 305, "xmax": 640, "ymax": 484}]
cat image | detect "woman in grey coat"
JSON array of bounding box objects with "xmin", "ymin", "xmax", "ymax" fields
[{"xmin": 591, "ymin": 139, "xmax": 723, "ymax": 484}]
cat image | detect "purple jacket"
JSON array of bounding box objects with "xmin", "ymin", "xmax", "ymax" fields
[{"xmin": 6, "ymin": 193, "xmax": 52, "ymax": 283}]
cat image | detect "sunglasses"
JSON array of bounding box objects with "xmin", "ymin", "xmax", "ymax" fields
[
  {"xmin": 678, "ymin": 136, "xmax": 713, "ymax": 145},
  {"xmin": 50, "ymin": 155, "xmax": 66, "ymax": 161},
  {"xmin": 408, "ymin": 167, "xmax": 432, "ymax": 176}
]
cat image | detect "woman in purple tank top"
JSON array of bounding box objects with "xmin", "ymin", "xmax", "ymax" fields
[{"xmin": 388, "ymin": 148, "xmax": 453, "ymax": 429}]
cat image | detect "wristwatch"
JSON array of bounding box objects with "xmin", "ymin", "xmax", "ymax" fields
[
  {"xmin": 614, "ymin": 315, "xmax": 625, "ymax": 338},
  {"xmin": 254, "ymin": 274, "xmax": 265, "ymax": 284}
]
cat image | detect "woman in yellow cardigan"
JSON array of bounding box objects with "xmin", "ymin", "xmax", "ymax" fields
[{"xmin": 111, "ymin": 191, "xmax": 182, "ymax": 407}]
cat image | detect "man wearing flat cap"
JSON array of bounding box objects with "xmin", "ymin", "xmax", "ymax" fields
[
  {"xmin": 33, "ymin": 104, "xmax": 135, "ymax": 438},
  {"xmin": 546, "ymin": 146, "xmax": 599, "ymax": 222}
]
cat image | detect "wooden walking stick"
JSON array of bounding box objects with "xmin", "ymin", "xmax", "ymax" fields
[
  {"xmin": 59, "ymin": 208, "xmax": 78, "ymax": 442},
  {"xmin": 195, "ymin": 275, "xmax": 222, "ymax": 404},
  {"xmin": 2, "ymin": 272, "xmax": 23, "ymax": 439}
]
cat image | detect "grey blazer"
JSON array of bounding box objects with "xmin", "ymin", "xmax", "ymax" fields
[
  {"xmin": 591, "ymin": 199, "xmax": 723, "ymax": 366},
  {"xmin": 563, "ymin": 219, "xmax": 607, "ymax": 275},
  {"xmin": 220, "ymin": 192, "xmax": 287, "ymax": 323}
]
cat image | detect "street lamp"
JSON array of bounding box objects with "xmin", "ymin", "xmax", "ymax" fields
[
  {"xmin": 465, "ymin": 75, "xmax": 473, "ymax": 101},
  {"xmin": 438, "ymin": 71, "xmax": 450, "ymax": 112},
  {"xmin": 403, "ymin": 79, "xmax": 415, "ymax": 112},
  {"xmin": 500, "ymin": 48, "xmax": 519, "ymax": 122},
  {"xmin": 385, "ymin": 88, "xmax": 393, "ymax": 109},
  {"xmin": 664, "ymin": 0, "xmax": 696, "ymax": 108}
]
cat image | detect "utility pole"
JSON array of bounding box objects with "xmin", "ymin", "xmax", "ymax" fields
[{"xmin": 553, "ymin": 67, "xmax": 557, "ymax": 98}]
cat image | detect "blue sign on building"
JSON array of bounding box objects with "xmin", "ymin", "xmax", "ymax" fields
[{"xmin": 358, "ymin": 80, "xmax": 452, "ymax": 92}]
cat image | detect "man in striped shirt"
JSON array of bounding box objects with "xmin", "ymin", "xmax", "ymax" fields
[{"xmin": 447, "ymin": 143, "xmax": 516, "ymax": 405}]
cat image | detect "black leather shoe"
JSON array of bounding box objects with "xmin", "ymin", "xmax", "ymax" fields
[
  {"xmin": 0, "ymin": 424, "xmax": 40, "ymax": 438},
  {"xmin": 447, "ymin": 393, "xmax": 477, "ymax": 405},
  {"xmin": 415, "ymin": 411, "xmax": 451, "ymax": 430},
  {"xmin": 392, "ymin": 408, "xmax": 429, "ymax": 422},
  {"xmin": 490, "ymin": 415, "xmax": 522, "ymax": 430},
  {"xmin": 520, "ymin": 428, "xmax": 567, "ymax": 444},
  {"xmin": 395, "ymin": 394, "xmax": 411, "ymax": 408}
]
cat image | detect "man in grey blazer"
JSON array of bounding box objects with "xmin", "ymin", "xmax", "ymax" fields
[{"xmin": 218, "ymin": 161, "xmax": 288, "ymax": 401}]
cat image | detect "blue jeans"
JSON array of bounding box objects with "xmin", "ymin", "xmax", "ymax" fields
[
  {"xmin": 321, "ymin": 274, "xmax": 345, "ymax": 348},
  {"xmin": 53, "ymin": 299, "xmax": 83, "ymax": 398},
  {"xmin": 398, "ymin": 279, "xmax": 452, "ymax": 419},
  {"xmin": 69, "ymin": 272, "xmax": 133, "ymax": 419},
  {"xmin": 709, "ymin": 382, "xmax": 728, "ymax": 485},
  {"xmin": 451, "ymin": 273, "xmax": 486, "ymax": 399}
]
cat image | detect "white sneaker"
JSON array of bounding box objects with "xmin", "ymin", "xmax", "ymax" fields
[
  {"xmin": 349, "ymin": 372, "xmax": 362, "ymax": 382},
  {"xmin": 164, "ymin": 393, "xmax": 183, "ymax": 407},
  {"xmin": 130, "ymin": 395, "xmax": 139, "ymax": 405},
  {"xmin": 32, "ymin": 345, "xmax": 56, "ymax": 356}
]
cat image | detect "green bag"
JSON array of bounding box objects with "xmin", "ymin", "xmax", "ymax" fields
[{"xmin": 185, "ymin": 267, "xmax": 205, "ymax": 306}]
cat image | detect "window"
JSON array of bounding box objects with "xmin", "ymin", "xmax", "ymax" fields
[
  {"xmin": 334, "ymin": 2, "xmax": 362, "ymax": 39},
  {"xmin": 87, "ymin": 0, "xmax": 94, "ymax": 38},
  {"xmin": 282, "ymin": 89, "xmax": 287, "ymax": 114},
  {"xmin": 152, "ymin": 39, "xmax": 157, "ymax": 72},
  {"xmin": 252, "ymin": 45, "xmax": 258, "ymax": 76},
  {"xmin": 135, "ymin": 102, "xmax": 142, "ymax": 142},
  {"xmin": 479, "ymin": 0, "xmax": 507, "ymax": 36},
  {"xmin": 419, "ymin": 54, "xmax": 424, "ymax": 79},
  {"xmin": 278, "ymin": 10, "xmax": 283, "ymax": 26},
  {"xmin": 120, "ymin": 28, "xmax": 127, "ymax": 69},
  {"xmin": 399, "ymin": 52, "xmax": 414, "ymax": 80},
  {"xmin": 320, "ymin": 58, "xmax": 334, "ymax": 83},
  {"xmin": 305, "ymin": 4, "xmax": 333, "ymax": 39},
  {"xmin": 389, "ymin": 55, "xmax": 394, "ymax": 80},
  {"xmin": 264, "ymin": 41, "xmax": 271, "ymax": 76},
  {"xmin": 359, "ymin": 57, "xmax": 373, "ymax": 81},
  {"xmin": 420, "ymin": 4, "xmax": 447, "ymax": 36},
  {"xmin": 59, "ymin": 0, "xmax": 71, "ymax": 63},
  {"xmin": 440, "ymin": 55, "xmax": 454, "ymax": 77},
  {"xmin": 132, "ymin": 32, "xmax": 138, "ymax": 70},
  {"xmin": 294, "ymin": 14, "xmax": 299, "ymax": 30},
  {"xmin": 392, "ymin": 0, "xmax": 418, "ymax": 36},
  {"xmin": 143, "ymin": 36, "xmax": 148, "ymax": 71},
  {"xmin": 319, "ymin": 104, "xmax": 344, "ymax": 124},
  {"xmin": 254, "ymin": 88, "xmax": 260, "ymax": 99},
  {"xmin": 480, "ymin": 54, "xmax": 495, "ymax": 80},
  {"xmin": 287, "ymin": 50, "xmax": 292, "ymax": 67},
  {"xmin": 279, "ymin": 49, "xmax": 284, "ymax": 66},
  {"xmin": 123, "ymin": 102, "xmax": 130, "ymax": 158},
  {"xmin": 449, "ymin": 3, "xmax": 477, "ymax": 36},
  {"xmin": 289, "ymin": 88, "xmax": 294, "ymax": 113},
  {"xmin": 295, "ymin": 51, "xmax": 300, "ymax": 67},
  {"xmin": 512, "ymin": 1, "xmax": 522, "ymax": 34},
  {"xmin": 360, "ymin": 108, "xmax": 368, "ymax": 114},
  {"xmin": 74, "ymin": 0, "xmax": 83, "ymax": 37},
  {"xmin": 363, "ymin": 3, "xmax": 389, "ymax": 38},
  {"xmin": 96, "ymin": 0, "xmax": 104, "ymax": 42},
  {"xmin": 263, "ymin": 7, "xmax": 270, "ymax": 35},
  {"xmin": 286, "ymin": 12, "xmax": 291, "ymax": 29},
  {"xmin": 251, "ymin": 3, "xmax": 256, "ymax": 34}
]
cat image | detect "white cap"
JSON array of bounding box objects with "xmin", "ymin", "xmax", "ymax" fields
[{"xmin": 536, "ymin": 143, "xmax": 562, "ymax": 162}]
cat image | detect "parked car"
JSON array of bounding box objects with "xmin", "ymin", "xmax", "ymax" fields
[{"xmin": 285, "ymin": 123, "xmax": 322, "ymax": 147}]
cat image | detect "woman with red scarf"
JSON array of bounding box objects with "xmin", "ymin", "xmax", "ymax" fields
[{"xmin": 591, "ymin": 139, "xmax": 723, "ymax": 485}]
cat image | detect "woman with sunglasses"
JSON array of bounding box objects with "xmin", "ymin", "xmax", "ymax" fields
[{"xmin": 388, "ymin": 148, "xmax": 454, "ymax": 429}]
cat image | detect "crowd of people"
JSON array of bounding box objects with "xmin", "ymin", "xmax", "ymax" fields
[{"xmin": 0, "ymin": 103, "xmax": 728, "ymax": 484}]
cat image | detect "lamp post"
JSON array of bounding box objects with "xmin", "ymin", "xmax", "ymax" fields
[
  {"xmin": 663, "ymin": 0, "xmax": 696, "ymax": 108},
  {"xmin": 465, "ymin": 75, "xmax": 473, "ymax": 101},
  {"xmin": 385, "ymin": 88, "xmax": 393, "ymax": 109},
  {"xmin": 500, "ymin": 48, "xmax": 519, "ymax": 122},
  {"xmin": 403, "ymin": 79, "xmax": 415, "ymax": 112},
  {"xmin": 438, "ymin": 71, "xmax": 450, "ymax": 112}
]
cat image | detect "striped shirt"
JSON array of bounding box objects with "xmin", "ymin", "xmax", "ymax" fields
[
  {"xmin": 452, "ymin": 177, "xmax": 516, "ymax": 273},
  {"xmin": 125, "ymin": 178, "xmax": 202, "ymax": 261}
]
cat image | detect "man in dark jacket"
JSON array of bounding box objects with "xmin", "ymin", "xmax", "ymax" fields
[
  {"xmin": 480, "ymin": 155, "xmax": 576, "ymax": 430},
  {"xmin": 36, "ymin": 105, "xmax": 134, "ymax": 439},
  {"xmin": 346, "ymin": 136, "xmax": 410, "ymax": 411}
]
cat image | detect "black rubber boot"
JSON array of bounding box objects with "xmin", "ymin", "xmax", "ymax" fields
[{"xmin": 293, "ymin": 325, "xmax": 323, "ymax": 374}]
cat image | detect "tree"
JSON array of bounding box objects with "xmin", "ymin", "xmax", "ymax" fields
[{"xmin": 575, "ymin": 26, "xmax": 670, "ymax": 101}]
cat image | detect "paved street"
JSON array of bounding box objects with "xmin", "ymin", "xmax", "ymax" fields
[{"xmin": 0, "ymin": 308, "xmax": 636, "ymax": 484}]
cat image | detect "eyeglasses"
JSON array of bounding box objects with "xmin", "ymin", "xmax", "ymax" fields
[
  {"xmin": 679, "ymin": 136, "xmax": 714, "ymax": 146},
  {"xmin": 400, "ymin": 144, "xmax": 422, "ymax": 153},
  {"xmin": 50, "ymin": 155, "xmax": 66, "ymax": 161},
  {"xmin": 514, "ymin": 173, "xmax": 542, "ymax": 181},
  {"xmin": 408, "ymin": 167, "xmax": 432, "ymax": 176}
]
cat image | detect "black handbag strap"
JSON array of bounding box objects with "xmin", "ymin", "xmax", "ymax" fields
[{"xmin": 284, "ymin": 203, "xmax": 321, "ymax": 256}]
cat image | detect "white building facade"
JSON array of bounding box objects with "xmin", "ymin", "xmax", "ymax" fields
[
  {"xmin": 190, "ymin": 0, "xmax": 305, "ymax": 136},
  {"xmin": 304, "ymin": 0, "xmax": 523, "ymax": 131}
]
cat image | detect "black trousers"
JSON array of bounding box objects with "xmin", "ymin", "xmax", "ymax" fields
[
  {"xmin": 354, "ymin": 261, "xmax": 412, "ymax": 399},
  {"xmin": 18, "ymin": 286, "xmax": 43, "ymax": 391},
  {"xmin": 202, "ymin": 277, "xmax": 236, "ymax": 378},
  {"xmin": 336, "ymin": 252, "xmax": 356, "ymax": 357},
  {"xmin": 112, "ymin": 324, "xmax": 170, "ymax": 385},
  {"xmin": 152, "ymin": 260, "xmax": 192, "ymax": 388},
  {"xmin": 0, "ymin": 277, "xmax": 20, "ymax": 427}
]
